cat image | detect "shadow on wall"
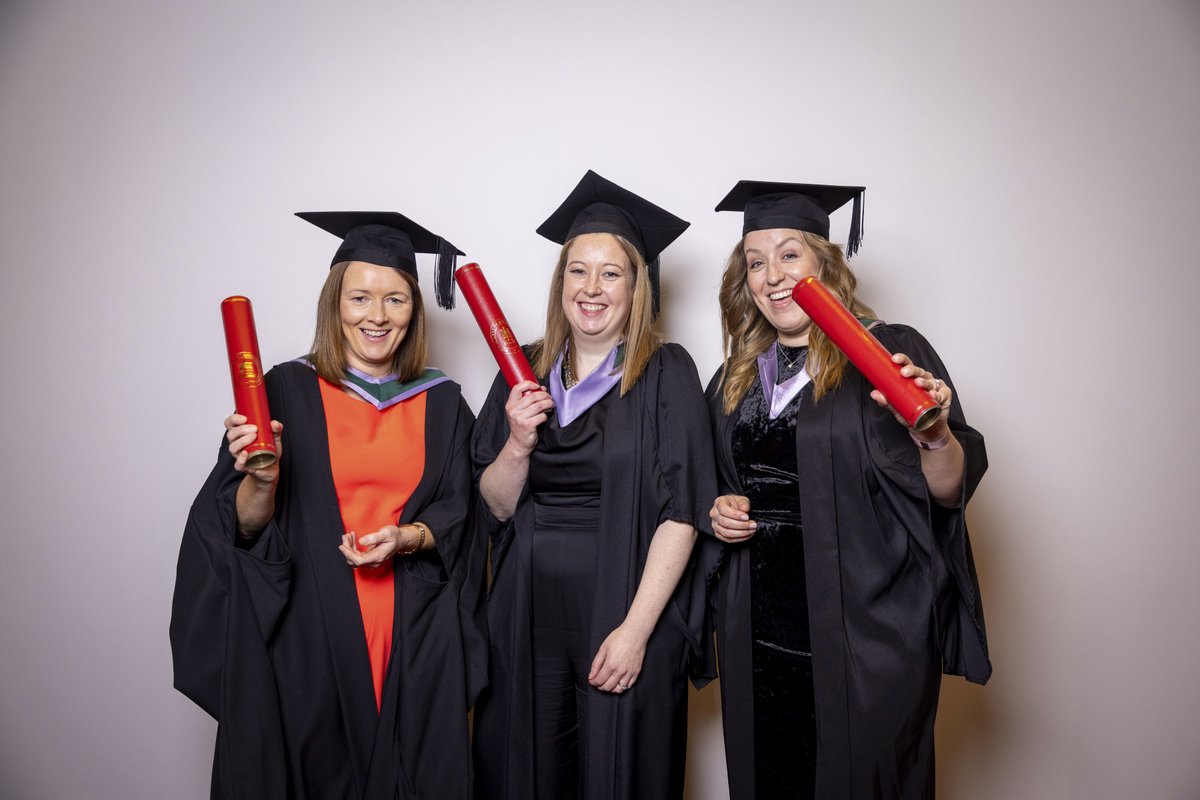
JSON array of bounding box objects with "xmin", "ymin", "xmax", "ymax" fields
[
  {"xmin": 936, "ymin": 490, "xmax": 1007, "ymax": 793},
  {"xmin": 685, "ymin": 678, "xmax": 728, "ymax": 800}
]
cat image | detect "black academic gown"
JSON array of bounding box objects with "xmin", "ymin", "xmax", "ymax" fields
[
  {"xmin": 708, "ymin": 325, "xmax": 990, "ymax": 800},
  {"xmin": 171, "ymin": 361, "xmax": 488, "ymax": 800},
  {"xmin": 472, "ymin": 343, "xmax": 718, "ymax": 800}
]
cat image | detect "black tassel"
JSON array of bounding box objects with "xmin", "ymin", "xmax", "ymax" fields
[
  {"xmin": 847, "ymin": 189, "xmax": 864, "ymax": 258},
  {"xmin": 435, "ymin": 237, "xmax": 457, "ymax": 310},
  {"xmin": 649, "ymin": 256, "xmax": 662, "ymax": 318}
]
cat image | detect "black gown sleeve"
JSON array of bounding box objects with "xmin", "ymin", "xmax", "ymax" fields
[
  {"xmin": 469, "ymin": 369, "xmax": 524, "ymax": 581},
  {"xmin": 470, "ymin": 369, "xmax": 513, "ymax": 480},
  {"xmin": 651, "ymin": 344, "xmax": 719, "ymax": 533},
  {"xmin": 169, "ymin": 366, "xmax": 294, "ymax": 719},
  {"xmin": 872, "ymin": 324, "xmax": 991, "ymax": 683},
  {"xmin": 170, "ymin": 367, "xmax": 297, "ymax": 799},
  {"xmin": 650, "ymin": 345, "xmax": 723, "ymax": 686}
]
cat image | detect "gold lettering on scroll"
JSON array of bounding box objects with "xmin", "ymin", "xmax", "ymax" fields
[
  {"xmin": 236, "ymin": 351, "xmax": 264, "ymax": 387},
  {"xmin": 488, "ymin": 321, "xmax": 519, "ymax": 354}
]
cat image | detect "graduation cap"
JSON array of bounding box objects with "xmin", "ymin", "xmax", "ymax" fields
[
  {"xmin": 715, "ymin": 181, "xmax": 866, "ymax": 257},
  {"xmin": 295, "ymin": 211, "xmax": 465, "ymax": 309},
  {"xmin": 536, "ymin": 170, "xmax": 691, "ymax": 314}
]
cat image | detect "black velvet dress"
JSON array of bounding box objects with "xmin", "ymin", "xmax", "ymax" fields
[{"xmin": 730, "ymin": 344, "xmax": 817, "ymax": 798}]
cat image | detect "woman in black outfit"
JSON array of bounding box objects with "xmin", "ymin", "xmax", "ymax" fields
[
  {"xmin": 707, "ymin": 181, "xmax": 991, "ymax": 799},
  {"xmin": 472, "ymin": 171, "xmax": 717, "ymax": 800}
]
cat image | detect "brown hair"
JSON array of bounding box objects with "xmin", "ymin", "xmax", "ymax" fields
[
  {"xmin": 718, "ymin": 231, "xmax": 875, "ymax": 414},
  {"xmin": 530, "ymin": 233, "xmax": 661, "ymax": 396},
  {"xmin": 310, "ymin": 261, "xmax": 428, "ymax": 383}
]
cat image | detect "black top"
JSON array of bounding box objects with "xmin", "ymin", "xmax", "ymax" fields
[{"xmin": 529, "ymin": 388, "xmax": 614, "ymax": 502}]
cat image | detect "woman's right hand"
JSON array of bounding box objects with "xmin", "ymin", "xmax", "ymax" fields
[
  {"xmin": 503, "ymin": 381, "xmax": 554, "ymax": 457},
  {"xmin": 225, "ymin": 413, "xmax": 283, "ymax": 483},
  {"xmin": 710, "ymin": 494, "xmax": 757, "ymax": 543}
]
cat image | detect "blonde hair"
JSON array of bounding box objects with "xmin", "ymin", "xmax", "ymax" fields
[
  {"xmin": 718, "ymin": 231, "xmax": 875, "ymax": 415},
  {"xmin": 531, "ymin": 233, "xmax": 661, "ymax": 396},
  {"xmin": 310, "ymin": 261, "xmax": 429, "ymax": 383}
]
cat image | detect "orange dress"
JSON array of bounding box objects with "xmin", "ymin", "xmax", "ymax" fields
[{"xmin": 319, "ymin": 377, "xmax": 426, "ymax": 709}]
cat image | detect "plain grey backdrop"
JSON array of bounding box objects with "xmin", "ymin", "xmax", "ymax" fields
[{"xmin": 2, "ymin": 0, "xmax": 1198, "ymax": 797}]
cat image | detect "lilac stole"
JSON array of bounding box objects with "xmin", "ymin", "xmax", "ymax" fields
[
  {"xmin": 548, "ymin": 345, "xmax": 623, "ymax": 427},
  {"xmin": 757, "ymin": 342, "xmax": 811, "ymax": 420}
]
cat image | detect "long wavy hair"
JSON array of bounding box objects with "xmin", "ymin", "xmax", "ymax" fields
[
  {"xmin": 530, "ymin": 233, "xmax": 661, "ymax": 396},
  {"xmin": 310, "ymin": 261, "xmax": 428, "ymax": 383},
  {"xmin": 718, "ymin": 231, "xmax": 875, "ymax": 415}
]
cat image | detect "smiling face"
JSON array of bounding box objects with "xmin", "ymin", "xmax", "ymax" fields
[
  {"xmin": 339, "ymin": 261, "xmax": 414, "ymax": 377},
  {"xmin": 560, "ymin": 232, "xmax": 633, "ymax": 350},
  {"xmin": 743, "ymin": 227, "xmax": 822, "ymax": 346}
]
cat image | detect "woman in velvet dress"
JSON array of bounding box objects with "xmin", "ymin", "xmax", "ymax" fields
[
  {"xmin": 171, "ymin": 212, "xmax": 487, "ymax": 800},
  {"xmin": 706, "ymin": 182, "xmax": 991, "ymax": 799},
  {"xmin": 471, "ymin": 171, "xmax": 717, "ymax": 800}
]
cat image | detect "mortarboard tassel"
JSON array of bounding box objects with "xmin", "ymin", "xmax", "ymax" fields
[
  {"xmin": 435, "ymin": 237, "xmax": 458, "ymax": 309},
  {"xmin": 846, "ymin": 189, "xmax": 864, "ymax": 258},
  {"xmin": 648, "ymin": 257, "xmax": 662, "ymax": 318}
]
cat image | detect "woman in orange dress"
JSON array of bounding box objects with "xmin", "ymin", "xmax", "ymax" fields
[{"xmin": 171, "ymin": 212, "xmax": 487, "ymax": 800}]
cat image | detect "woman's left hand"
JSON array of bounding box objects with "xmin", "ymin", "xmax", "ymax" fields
[
  {"xmin": 869, "ymin": 352, "xmax": 953, "ymax": 433},
  {"xmin": 338, "ymin": 524, "xmax": 423, "ymax": 568},
  {"xmin": 588, "ymin": 623, "xmax": 648, "ymax": 694}
]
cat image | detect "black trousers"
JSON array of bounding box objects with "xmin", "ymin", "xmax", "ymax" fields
[
  {"xmin": 528, "ymin": 503, "xmax": 689, "ymax": 800},
  {"xmin": 530, "ymin": 502, "xmax": 599, "ymax": 799}
]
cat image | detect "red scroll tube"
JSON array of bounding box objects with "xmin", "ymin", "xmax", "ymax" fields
[
  {"xmin": 455, "ymin": 262, "xmax": 538, "ymax": 389},
  {"xmin": 791, "ymin": 276, "xmax": 940, "ymax": 431},
  {"xmin": 221, "ymin": 296, "xmax": 277, "ymax": 469}
]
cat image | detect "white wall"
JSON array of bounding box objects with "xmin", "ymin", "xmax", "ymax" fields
[{"xmin": 2, "ymin": 1, "xmax": 1198, "ymax": 797}]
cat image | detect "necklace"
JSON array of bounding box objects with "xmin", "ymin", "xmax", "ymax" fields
[
  {"xmin": 562, "ymin": 342, "xmax": 626, "ymax": 390},
  {"xmin": 777, "ymin": 343, "xmax": 808, "ymax": 373}
]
